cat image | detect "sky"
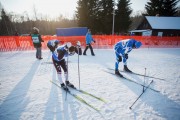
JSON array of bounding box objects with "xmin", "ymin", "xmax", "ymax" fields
[{"xmin": 0, "ymin": 0, "xmax": 179, "ymax": 19}]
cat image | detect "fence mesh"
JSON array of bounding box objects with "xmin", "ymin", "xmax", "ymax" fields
[{"xmin": 0, "ymin": 35, "xmax": 179, "ymax": 51}]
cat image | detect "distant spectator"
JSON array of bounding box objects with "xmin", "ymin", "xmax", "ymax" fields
[
  {"xmin": 14, "ymin": 31, "xmax": 19, "ymax": 36},
  {"xmin": 14, "ymin": 31, "xmax": 20, "ymax": 47},
  {"xmin": 83, "ymin": 29, "xmax": 95, "ymax": 56},
  {"xmin": 31, "ymin": 27, "xmax": 44, "ymax": 60}
]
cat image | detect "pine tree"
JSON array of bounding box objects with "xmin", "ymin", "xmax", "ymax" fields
[
  {"xmin": 115, "ymin": 0, "xmax": 132, "ymax": 34},
  {"xmin": 0, "ymin": 9, "xmax": 14, "ymax": 35},
  {"xmin": 163, "ymin": 0, "xmax": 179, "ymax": 16},
  {"xmin": 76, "ymin": 0, "xmax": 90, "ymax": 27},
  {"xmin": 145, "ymin": 0, "xmax": 164, "ymax": 16},
  {"xmin": 88, "ymin": 0, "xmax": 102, "ymax": 33},
  {"xmin": 99, "ymin": 0, "xmax": 114, "ymax": 34},
  {"xmin": 145, "ymin": 0, "xmax": 179, "ymax": 16},
  {"xmin": 76, "ymin": 0, "xmax": 101, "ymax": 33}
]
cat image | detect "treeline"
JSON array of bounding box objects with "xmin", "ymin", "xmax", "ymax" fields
[
  {"xmin": 0, "ymin": 0, "xmax": 179, "ymax": 36},
  {"xmin": 0, "ymin": 8, "xmax": 78, "ymax": 35}
]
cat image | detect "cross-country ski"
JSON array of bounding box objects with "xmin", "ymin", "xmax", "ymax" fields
[
  {"xmin": 107, "ymin": 68, "xmax": 167, "ymax": 81},
  {"xmin": 103, "ymin": 70, "xmax": 159, "ymax": 92},
  {"xmin": 50, "ymin": 80, "xmax": 100, "ymax": 111},
  {"xmin": 53, "ymin": 80, "xmax": 107, "ymax": 103}
]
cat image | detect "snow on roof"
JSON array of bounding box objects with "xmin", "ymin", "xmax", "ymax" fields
[
  {"xmin": 146, "ymin": 16, "xmax": 180, "ymax": 30},
  {"xmin": 129, "ymin": 29, "xmax": 151, "ymax": 33}
]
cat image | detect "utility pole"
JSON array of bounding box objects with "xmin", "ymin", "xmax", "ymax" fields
[{"xmin": 112, "ymin": 1, "xmax": 116, "ymax": 35}]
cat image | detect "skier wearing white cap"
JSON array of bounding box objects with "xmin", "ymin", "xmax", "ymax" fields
[{"xmin": 47, "ymin": 41, "xmax": 82, "ymax": 91}]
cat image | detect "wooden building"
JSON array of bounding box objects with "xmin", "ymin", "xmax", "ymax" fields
[{"xmin": 130, "ymin": 16, "xmax": 180, "ymax": 36}]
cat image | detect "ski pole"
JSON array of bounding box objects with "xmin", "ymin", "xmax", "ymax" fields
[
  {"xmin": 143, "ymin": 68, "xmax": 147, "ymax": 92},
  {"xmin": 65, "ymin": 49, "xmax": 69, "ymax": 101},
  {"xmin": 129, "ymin": 80, "xmax": 153, "ymax": 110},
  {"xmin": 77, "ymin": 45, "xmax": 81, "ymax": 89}
]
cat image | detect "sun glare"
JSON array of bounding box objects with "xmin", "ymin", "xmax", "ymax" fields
[{"xmin": 32, "ymin": 0, "xmax": 77, "ymax": 19}]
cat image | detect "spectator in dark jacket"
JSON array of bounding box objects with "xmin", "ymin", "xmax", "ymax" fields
[{"xmin": 31, "ymin": 27, "xmax": 44, "ymax": 59}]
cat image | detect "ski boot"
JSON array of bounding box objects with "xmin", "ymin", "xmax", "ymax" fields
[
  {"xmin": 124, "ymin": 65, "xmax": 132, "ymax": 73},
  {"xmin": 83, "ymin": 52, "xmax": 87, "ymax": 55},
  {"xmin": 115, "ymin": 70, "xmax": 123, "ymax": 77},
  {"xmin": 60, "ymin": 83, "xmax": 69, "ymax": 91},
  {"xmin": 66, "ymin": 81, "xmax": 75, "ymax": 88}
]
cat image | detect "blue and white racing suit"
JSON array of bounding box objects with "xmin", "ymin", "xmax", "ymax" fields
[{"xmin": 114, "ymin": 39, "xmax": 137, "ymax": 70}]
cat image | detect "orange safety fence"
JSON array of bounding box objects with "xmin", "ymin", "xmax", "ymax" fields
[{"xmin": 0, "ymin": 35, "xmax": 180, "ymax": 51}]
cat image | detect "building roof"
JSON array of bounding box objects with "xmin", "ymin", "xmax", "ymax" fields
[
  {"xmin": 129, "ymin": 29, "xmax": 151, "ymax": 33},
  {"xmin": 146, "ymin": 16, "xmax": 180, "ymax": 30}
]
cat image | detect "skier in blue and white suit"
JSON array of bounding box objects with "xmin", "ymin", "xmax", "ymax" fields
[
  {"xmin": 47, "ymin": 40, "xmax": 82, "ymax": 91},
  {"xmin": 114, "ymin": 39, "xmax": 142, "ymax": 77}
]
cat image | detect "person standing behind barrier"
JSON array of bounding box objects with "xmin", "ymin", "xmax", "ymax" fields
[
  {"xmin": 114, "ymin": 39, "xmax": 142, "ymax": 77},
  {"xmin": 83, "ymin": 29, "xmax": 95, "ymax": 56},
  {"xmin": 14, "ymin": 30, "xmax": 19, "ymax": 36},
  {"xmin": 31, "ymin": 27, "xmax": 44, "ymax": 60}
]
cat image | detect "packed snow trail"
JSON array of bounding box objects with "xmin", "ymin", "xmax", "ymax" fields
[{"xmin": 0, "ymin": 48, "xmax": 180, "ymax": 120}]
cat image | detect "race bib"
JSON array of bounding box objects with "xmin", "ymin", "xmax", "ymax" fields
[{"xmin": 32, "ymin": 37, "xmax": 39, "ymax": 43}]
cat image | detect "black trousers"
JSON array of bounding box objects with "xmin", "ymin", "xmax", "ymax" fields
[
  {"xmin": 52, "ymin": 58, "xmax": 67, "ymax": 74},
  {"xmin": 83, "ymin": 44, "xmax": 95, "ymax": 55}
]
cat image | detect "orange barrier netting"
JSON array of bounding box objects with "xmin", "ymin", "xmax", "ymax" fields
[{"xmin": 0, "ymin": 35, "xmax": 179, "ymax": 51}]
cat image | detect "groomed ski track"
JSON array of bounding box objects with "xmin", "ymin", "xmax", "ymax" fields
[{"xmin": 0, "ymin": 48, "xmax": 180, "ymax": 120}]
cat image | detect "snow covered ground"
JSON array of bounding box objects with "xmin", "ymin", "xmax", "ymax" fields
[{"xmin": 0, "ymin": 48, "xmax": 180, "ymax": 120}]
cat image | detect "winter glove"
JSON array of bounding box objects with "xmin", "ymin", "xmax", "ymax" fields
[
  {"xmin": 77, "ymin": 41, "xmax": 81, "ymax": 46},
  {"xmin": 118, "ymin": 56, "xmax": 122, "ymax": 62},
  {"xmin": 124, "ymin": 54, "xmax": 128, "ymax": 59},
  {"xmin": 64, "ymin": 42, "xmax": 72, "ymax": 51},
  {"xmin": 93, "ymin": 40, "xmax": 96, "ymax": 43}
]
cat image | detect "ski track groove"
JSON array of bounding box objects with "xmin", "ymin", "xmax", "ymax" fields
[{"xmin": 0, "ymin": 49, "xmax": 180, "ymax": 120}]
